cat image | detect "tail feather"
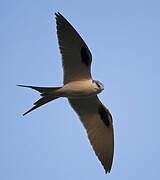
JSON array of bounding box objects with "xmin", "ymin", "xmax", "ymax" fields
[
  {"xmin": 17, "ymin": 85, "xmax": 60, "ymax": 94},
  {"xmin": 23, "ymin": 96, "xmax": 58, "ymax": 116},
  {"xmin": 17, "ymin": 85, "xmax": 61, "ymax": 116}
]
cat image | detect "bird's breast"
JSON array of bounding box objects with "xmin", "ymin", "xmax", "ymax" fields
[{"xmin": 61, "ymin": 80, "xmax": 100, "ymax": 98}]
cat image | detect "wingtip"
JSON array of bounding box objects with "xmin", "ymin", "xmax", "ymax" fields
[
  {"xmin": 55, "ymin": 12, "xmax": 60, "ymax": 17},
  {"xmin": 55, "ymin": 12, "xmax": 63, "ymax": 19},
  {"xmin": 105, "ymin": 169, "xmax": 111, "ymax": 174}
]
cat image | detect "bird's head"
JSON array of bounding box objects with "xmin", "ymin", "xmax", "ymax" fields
[{"xmin": 92, "ymin": 80, "xmax": 104, "ymax": 92}]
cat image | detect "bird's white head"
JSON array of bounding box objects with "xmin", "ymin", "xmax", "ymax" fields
[{"xmin": 92, "ymin": 80, "xmax": 104, "ymax": 93}]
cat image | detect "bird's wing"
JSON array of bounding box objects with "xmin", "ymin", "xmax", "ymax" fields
[
  {"xmin": 55, "ymin": 12, "xmax": 92, "ymax": 84},
  {"xmin": 68, "ymin": 96, "xmax": 114, "ymax": 173}
]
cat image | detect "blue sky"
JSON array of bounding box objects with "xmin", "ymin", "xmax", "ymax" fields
[{"xmin": 1, "ymin": 0, "xmax": 160, "ymax": 179}]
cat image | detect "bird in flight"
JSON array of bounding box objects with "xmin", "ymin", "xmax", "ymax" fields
[{"xmin": 18, "ymin": 12, "xmax": 114, "ymax": 173}]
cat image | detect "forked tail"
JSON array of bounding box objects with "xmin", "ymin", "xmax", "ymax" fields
[{"xmin": 17, "ymin": 85, "xmax": 62, "ymax": 115}]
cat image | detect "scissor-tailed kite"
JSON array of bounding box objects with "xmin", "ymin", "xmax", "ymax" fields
[{"xmin": 18, "ymin": 12, "xmax": 114, "ymax": 173}]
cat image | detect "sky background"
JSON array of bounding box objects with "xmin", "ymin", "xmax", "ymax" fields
[{"xmin": 1, "ymin": 0, "xmax": 160, "ymax": 179}]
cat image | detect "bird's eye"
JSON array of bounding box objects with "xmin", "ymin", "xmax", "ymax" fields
[
  {"xmin": 96, "ymin": 82, "xmax": 101, "ymax": 88},
  {"xmin": 92, "ymin": 80, "xmax": 101, "ymax": 88}
]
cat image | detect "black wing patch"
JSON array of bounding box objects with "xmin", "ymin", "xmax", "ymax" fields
[
  {"xmin": 98, "ymin": 105, "xmax": 111, "ymax": 127},
  {"xmin": 81, "ymin": 46, "xmax": 90, "ymax": 66}
]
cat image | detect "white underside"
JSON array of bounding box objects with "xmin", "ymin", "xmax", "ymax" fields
[{"xmin": 58, "ymin": 79, "xmax": 103, "ymax": 98}]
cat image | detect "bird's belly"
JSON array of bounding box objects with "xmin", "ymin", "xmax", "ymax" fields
[
  {"xmin": 63, "ymin": 88, "xmax": 97, "ymax": 98},
  {"xmin": 66, "ymin": 90, "xmax": 97, "ymax": 98},
  {"xmin": 61, "ymin": 82, "xmax": 99, "ymax": 98}
]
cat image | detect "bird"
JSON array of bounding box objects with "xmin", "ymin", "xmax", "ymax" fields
[{"xmin": 18, "ymin": 12, "xmax": 114, "ymax": 173}]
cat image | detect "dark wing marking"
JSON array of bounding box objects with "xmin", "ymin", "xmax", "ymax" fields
[
  {"xmin": 98, "ymin": 105, "xmax": 111, "ymax": 127},
  {"xmin": 81, "ymin": 46, "xmax": 90, "ymax": 66}
]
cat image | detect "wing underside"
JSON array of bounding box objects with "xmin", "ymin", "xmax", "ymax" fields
[
  {"xmin": 55, "ymin": 12, "xmax": 92, "ymax": 84},
  {"xmin": 68, "ymin": 96, "xmax": 114, "ymax": 173}
]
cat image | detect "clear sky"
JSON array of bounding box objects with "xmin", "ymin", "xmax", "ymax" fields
[{"xmin": 1, "ymin": 0, "xmax": 160, "ymax": 179}]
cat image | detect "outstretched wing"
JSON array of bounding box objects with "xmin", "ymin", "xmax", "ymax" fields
[
  {"xmin": 68, "ymin": 96, "xmax": 114, "ymax": 173},
  {"xmin": 55, "ymin": 12, "xmax": 92, "ymax": 84}
]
